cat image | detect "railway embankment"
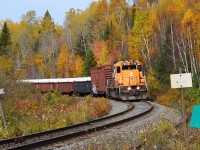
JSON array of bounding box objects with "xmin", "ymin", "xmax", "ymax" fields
[{"xmin": 53, "ymin": 101, "xmax": 181, "ymax": 150}]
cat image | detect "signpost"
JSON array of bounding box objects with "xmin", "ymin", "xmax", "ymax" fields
[
  {"xmin": 0, "ymin": 88, "xmax": 7, "ymax": 132},
  {"xmin": 170, "ymin": 71, "xmax": 192, "ymax": 141}
]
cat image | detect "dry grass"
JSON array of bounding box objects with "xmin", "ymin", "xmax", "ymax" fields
[{"xmin": 0, "ymin": 93, "xmax": 111, "ymax": 140}]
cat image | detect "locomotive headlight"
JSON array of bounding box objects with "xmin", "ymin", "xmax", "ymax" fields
[
  {"xmin": 136, "ymin": 86, "xmax": 140, "ymax": 90},
  {"xmin": 127, "ymin": 86, "xmax": 131, "ymax": 91}
]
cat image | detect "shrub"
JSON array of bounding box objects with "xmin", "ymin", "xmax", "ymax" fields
[
  {"xmin": 157, "ymin": 89, "xmax": 180, "ymax": 105},
  {"xmin": 139, "ymin": 121, "xmax": 200, "ymax": 149},
  {"xmin": 146, "ymin": 67, "xmax": 162, "ymax": 99},
  {"xmin": 184, "ymin": 88, "xmax": 200, "ymax": 112},
  {"xmin": 0, "ymin": 92, "xmax": 111, "ymax": 140},
  {"xmin": 0, "ymin": 76, "xmax": 38, "ymax": 101}
]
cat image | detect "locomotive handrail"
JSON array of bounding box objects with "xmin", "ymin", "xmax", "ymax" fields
[{"xmin": 107, "ymin": 79, "xmax": 117, "ymax": 87}]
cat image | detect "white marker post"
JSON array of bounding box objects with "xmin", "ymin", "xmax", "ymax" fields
[
  {"xmin": 0, "ymin": 89, "xmax": 5, "ymax": 95},
  {"xmin": 0, "ymin": 88, "xmax": 7, "ymax": 132},
  {"xmin": 170, "ymin": 71, "xmax": 192, "ymax": 141}
]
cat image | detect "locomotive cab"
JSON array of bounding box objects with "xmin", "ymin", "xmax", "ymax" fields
[{"xmin": 106, "ymin": 60, "xmax": 147, "ymax": 100}]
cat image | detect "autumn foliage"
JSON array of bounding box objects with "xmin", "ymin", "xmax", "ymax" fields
[
  {"xmin": 0, "ymin": 92, "xmax": 111, "ymax": 140},
  {"xmin": 0, "ymin": 0, "xmax": 199, "ymax": 85}
]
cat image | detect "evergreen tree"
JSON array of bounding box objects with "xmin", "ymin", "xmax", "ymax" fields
[
  {"xmin": 83, "ymin": 48, "xmax": 96, "ymax": 76},
  {"xmin": 41, "ymin": 10, "xmax": 55, "ymax": 33},
  {"xmin": 130, "ymin": 4, "xmax": 136, "ymax": 29},
  {"xmin": 122, "ymin": 51, "xmax": 129, "ymax": 61},
  {"xmin": 157, "ymin": 43, "xmax": 169, "ymax": 85},
  {"xmin": 0, "ymin": 22, "xmax": 11, "ymax": 55},
  {"xmin": 102, "ymin": 23, "xmax": 110, "ymax": 40}
]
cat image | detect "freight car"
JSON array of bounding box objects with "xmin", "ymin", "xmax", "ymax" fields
[
  {"xmin": 90, "ymin": 65, "xmax": 112, "ymax": 95},
  {"xmin": 22, "ymin": 77, "xmax": 91, "ymax": 95}
]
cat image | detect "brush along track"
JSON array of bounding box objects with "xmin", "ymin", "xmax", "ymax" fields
[{"xmin": 0, "ymin": 100, "xmax": 153, "ymax": 150}]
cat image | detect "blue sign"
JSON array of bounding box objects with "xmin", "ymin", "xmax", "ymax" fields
[{"xmin": 190, "ymin": 105, "xmax": 200, "ymax": 128}]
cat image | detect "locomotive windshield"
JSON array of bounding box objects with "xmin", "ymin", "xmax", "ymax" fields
[{"xmin": 122, "ymin": 65, "xmax": 136, "ymax": 70}]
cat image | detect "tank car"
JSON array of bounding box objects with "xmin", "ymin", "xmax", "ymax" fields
[{"xmin": 106, "ymin": 60, "xmax": 147, "ymax": 100}]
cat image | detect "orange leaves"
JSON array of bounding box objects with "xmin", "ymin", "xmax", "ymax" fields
[
  {"xmin": 94, "ymin": 0, "xmax": 108, "ymax": 21},
  {"xmin": 93, "ymin": 40, "xmax": 110, "ymax": 66}
]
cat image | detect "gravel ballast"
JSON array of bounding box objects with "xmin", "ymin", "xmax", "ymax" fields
[{"xmin": 52, "ymin": 101, "xmax": 181, "ymax": 150}]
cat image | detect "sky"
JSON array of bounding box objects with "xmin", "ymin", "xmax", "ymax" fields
[{"xmin": 0, "ymin": 0, "xmax": 96, "ymax": 25}]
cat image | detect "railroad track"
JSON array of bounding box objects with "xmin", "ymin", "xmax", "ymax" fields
[{"xmin": 0, "ymin": 100, "xmax": 153, "ymax": 150}]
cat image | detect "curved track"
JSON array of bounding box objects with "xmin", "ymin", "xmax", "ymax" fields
[{"xmin": 0, "ymin": 100, "xmax": 153, "ymax": 150}]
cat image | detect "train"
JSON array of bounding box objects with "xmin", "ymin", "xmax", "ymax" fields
[{"xmin": 22, "ymin": 60, "xmax": 148, "ymax": 101}]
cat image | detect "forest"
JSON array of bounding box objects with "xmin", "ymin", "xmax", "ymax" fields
[
  {"xmin": 0, "ymin": 0, "xmax": 200, "ymax": 146},
  {"xmin": 0, "ymin": 0, "xmax": 200, "ymax": 89}
]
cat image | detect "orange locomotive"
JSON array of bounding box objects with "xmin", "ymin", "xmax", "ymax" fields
[{"xmin": 106, "ymin": 60, "xmax": 147, "ymax": 100}]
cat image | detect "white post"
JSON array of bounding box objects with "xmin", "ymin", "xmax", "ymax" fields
[
  {"xmin": 0, "ymin": 88, "xmax": 8, "ymax": 132},
  {"xmin": 0, "ymin": 103, "xmax": 7, "ymax": 132}
]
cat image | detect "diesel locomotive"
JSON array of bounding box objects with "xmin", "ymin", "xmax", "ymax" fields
[{"xmin": 106, "ymin": 60, "xmax": 147, "ymax": 100}]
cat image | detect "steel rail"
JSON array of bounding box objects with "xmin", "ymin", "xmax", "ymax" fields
[
  {"xmin": 0, "ymin": 100, "xmax": 133, "ymax": 149},
  {"xmin": 0, "ymin": 101, "xmax": 153, "ymax": 150}
]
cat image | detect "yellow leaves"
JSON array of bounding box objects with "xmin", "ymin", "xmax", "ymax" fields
[
  {"xmin": 14, "ymin": 69, "xmax": 25, "ymax": 79},
  {"xmin": 128, "ymin": 10, "xmax": 152, "ymax": 62},
  {"xmin": 55, "ymin": 25, "xmax": 62, "ymax": 38},
  {"xmin": 35, "ymin": 53, "xmax": 43, "ymax": 68},
  {"xmin": 138, "ymin": 0, "xmax": 147, "ymax": 9},
  {"xmin": 182, "ymin": 10, "xmax": 194, "ymax": 31},
  {"xmin": 99, "ymin": 43, "xmax": 108, "ymax": 66},
  {"xmin": 157, "ymin": 89, "xmax": 180, "ymax": 105},
  {"xmin": 0, "ymin": 56, "xmax": 12, "ymax": 76},
  {"xmin": 57, "ymin": 45, "xmax": 80, "ymax": 78},
  {"xmin": 57, "ymin": 44, "xmax": 69, "ymax": 78},
  {"xmin": 75, "ymin": 56, "xmax": 84, "ymax": 77}
]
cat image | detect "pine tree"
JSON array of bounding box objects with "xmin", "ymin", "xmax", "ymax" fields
[
  {"xmin": 130, "ymin": 4, "xmax": 136, "ymax": 29},
  {"xmin": 0, "ymin": 22, "xmax": 11, "ymax": 55},
  {"xmin": 84, "ymin": 48, "xmax": 96, "ymax": 76},
  {"xmin": 157, "ymin": 43, "xmax": 169, "ymax": 85},
  {"xmin": 102, "ymin": 23, "xmax": 110, "ymax": 40},
  {"xmin": 41, "ymin": 10, "xmax": 55, "ymax": 33}
]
